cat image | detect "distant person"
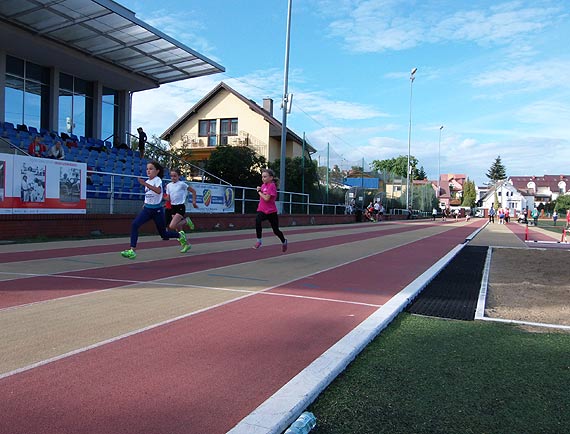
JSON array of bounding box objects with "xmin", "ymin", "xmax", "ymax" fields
[
  {"xmin": 531, "ymin": 207, "xmax": 539, "ymax": 226},
  {"xmin": 488, "ymin": 207, "xmax": 495, "ymax": 224},
  {"xmin": 553, "ymin": 210, "xmax": 558, "ymax": 225},
  {"xmin": 28, "ymin": 135, "xmax": 46, "ymax": 157},
  {"xmin": 137, "ymin": 126, "xmax": 147, "ymax": 158},
  {"xmin": 252, "ymin": 168, "xmax": 287, "ymax": 252},
  {"xmin": 566, "ymin": 209, "xmax": 570, "ymax": 228},
  {"xmin": 47, "ymin": 141, "xmax": 65, "ymax": 160},
  {"xmin": 432, "ymin": 207, "xmax": 437, "ymax": 221}
]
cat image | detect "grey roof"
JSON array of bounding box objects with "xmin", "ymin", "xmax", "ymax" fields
[{"xmin": 0, "ymin": 0, "xmax": 224, "ymax": 87}]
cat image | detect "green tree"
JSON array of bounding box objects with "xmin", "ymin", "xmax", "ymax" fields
[
  {"xmin": 371, "ymin": 155, "xmax": 419, "ymax": 179},
  {"xmin": 204, "ymin": 145, "xmax": 266, "ymax": 187},
  {"xmin": 269, "ymin": 157, "xmax": 319, "ymax": 195},
  {"xmin": 486, "ymin": 156, "xmax": 507, "ymax": 183},
  {"xmin": 493, "ymin": 191, "xmax": 500, "ymax": 209},
  {"xmin": 416, "ymin": 166, "xmax": 427, "ymax": 180},
  {"xmin": 554, "ymin": 194, "xmax": 570, "ymax": 214},
  {"xmin": 461, "ymin": 178, "xmax": 477, "ymax": 208}
]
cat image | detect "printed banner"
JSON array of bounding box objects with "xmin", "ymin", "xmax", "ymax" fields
[
  {"xmin": 187, "ymin": 182, "xmax": 234, "ymax": 213},
  {"xmin": 0, "ymin": 153, "xmax": 86, "ymax": 214}
]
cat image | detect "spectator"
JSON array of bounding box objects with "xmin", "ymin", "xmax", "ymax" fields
[
  {"xmin": 488, "ymin": 207, "xmax": 495, "ymax": 223},
  {"xmin": 47, "ymin": 141, "xmax": 65, "ymax": 160},
  {"xmin": 531, "ymin": 207, "xmax": 539, "ymax": 226},
  {"xmin": 28, "ymin": 135, "xmax": 46, "ymax": 157},
  {"xmin": 137, "ymin": 126, "xmax": 147, "ymax": 158},
  {"xmin": 432, "ymin": 207, "xmax": 437, "ymax": 221},
  {"xmin": 553, "ymin": 210, "xmax": 558, "ymax": 226}
]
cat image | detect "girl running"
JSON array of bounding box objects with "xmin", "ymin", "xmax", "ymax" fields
[
  {"xmin": 253, "ymin": 168, "xmax": 287, "ymax": 252},
  {"xmin": 165, "ymin": 168, "xmax": 198, "ymax": 252},
  {"xmin": 120, "ymin": 161, "xmax": 189, "ymax": 259}
]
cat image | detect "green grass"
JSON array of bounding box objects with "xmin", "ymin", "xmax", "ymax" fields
[{"xmin": 309, "ymin": 313, "xmax": 570, "ymax": 434}]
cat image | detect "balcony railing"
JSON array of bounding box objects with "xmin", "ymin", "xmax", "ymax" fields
[{"xmin": 182, "ymin": 130, "xmax": 267, "ymax": 157}]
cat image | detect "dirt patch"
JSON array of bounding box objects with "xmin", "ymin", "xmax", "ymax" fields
[{"xmin": 486, "ymin": 248, "xmax": 570, "ymax": 332}]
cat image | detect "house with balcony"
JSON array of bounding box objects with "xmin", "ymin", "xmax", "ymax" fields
[{"xmin": 160, "ymin": 82, "xmax": 315, "ymax": 163}]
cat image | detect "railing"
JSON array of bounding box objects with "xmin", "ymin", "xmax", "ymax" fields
[
  {"xmin": 181, "ymin": 130, "xmax": 268, "ymax": 157},
  {"xmin": 0, "ymin": 136, "xmax": 31, "ymax": 156},
  {"xmin": 85, "ymin": 172, "xmax": 347, "ymax": 216}
]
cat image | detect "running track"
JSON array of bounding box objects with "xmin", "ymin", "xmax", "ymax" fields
[{"xmin": 0, "ymin": 219, "xmax": 485, "ymax": 434}]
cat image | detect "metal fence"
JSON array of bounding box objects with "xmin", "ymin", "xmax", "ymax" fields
[{"xmin": 86, "ymin": 171, "xmax": 346, "ymax": 216}]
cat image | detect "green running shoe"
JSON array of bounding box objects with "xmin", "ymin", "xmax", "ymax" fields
[
  {"xmin": 180, "ymin": 244, "xmax": 192, "ymax": 253},
  {"xmin": 178, "ymin": 230, "xmax": 187, "ymax": 246},
  {"xmin": 185, "ymin": 217, "xmax": 195, "ymax": 230},
  {"xmin": 120, "ymin": 248, "xmax": 136, "ymax": 259}
]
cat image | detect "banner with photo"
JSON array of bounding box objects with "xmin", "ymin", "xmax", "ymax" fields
[
  {"xmin": 187, "ymin": 182, "xmax": 234, "ymax": 213},
  {"xmin": 0, "ymin": 153, "xmax": 86, "ymax": 214}
]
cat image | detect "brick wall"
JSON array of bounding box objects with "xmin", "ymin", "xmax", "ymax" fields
[{"xmin": 0, "ymin": 213, "xmax": 359, "ymax": 241}]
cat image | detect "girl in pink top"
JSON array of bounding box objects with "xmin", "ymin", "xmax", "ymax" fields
[{"xmin": 253, "ymin": 169, "xmax": 287, "ymax": 252}]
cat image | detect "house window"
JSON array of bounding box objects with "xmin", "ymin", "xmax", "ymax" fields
[
  {"xmin": 199, "ymin": 119, "xmax": 217, "ymax": 146},
  {"xmin": 220, "ymin": 118, "xmax": 238, "ymax": 145}
]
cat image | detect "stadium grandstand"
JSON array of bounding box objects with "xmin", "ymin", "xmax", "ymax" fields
[{"xmin": 0, "ymin": 0, "xmax": 225, "ymax": 212}]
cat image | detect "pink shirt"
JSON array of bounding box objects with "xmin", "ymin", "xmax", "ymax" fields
[{"xmin": 257, "ymin": 182, "xmax": 278, "ymax": 214}]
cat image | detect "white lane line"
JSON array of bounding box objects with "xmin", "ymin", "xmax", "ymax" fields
[
  {"xmin": 228, "ymin": 243, "xmax": 466, "ymax": 434},
  {"xmin": 0, "ymin": 226, "xmax": 455, "ymax": 379}
]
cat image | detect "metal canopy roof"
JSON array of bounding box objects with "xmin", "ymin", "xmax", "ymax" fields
[{"xmin": 0, "ymin": 0, "xmax": 224, "ymax": 86}]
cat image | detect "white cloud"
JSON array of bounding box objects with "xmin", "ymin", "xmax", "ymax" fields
[{"xmin": 321, "ymin": 1, "xmax": 562, "ymax": 53}]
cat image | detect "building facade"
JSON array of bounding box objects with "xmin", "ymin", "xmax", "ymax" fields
[{"xmin": 160, "ymin": 82, "xmax": 315, "ymax": 162}]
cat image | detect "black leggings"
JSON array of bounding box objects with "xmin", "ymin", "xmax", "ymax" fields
[{"xmin": 255, "ymin": 211, "xmax": 285, "ymax": 242}]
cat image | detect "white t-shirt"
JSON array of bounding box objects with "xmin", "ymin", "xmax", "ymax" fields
[
  {"xmin": 144, "ymin": 176, "xmax": 163, "ymax": 205},
  {"xmin": 166, "ymin": 181, "xmax": 189, "ymax": 205}
]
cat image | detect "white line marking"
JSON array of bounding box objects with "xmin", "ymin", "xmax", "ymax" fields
[
  {"xmin": 0, "ymin": 225, "xmax": 460, "ymax": 379},
  {"xmin": 474, "ymin": 247, "xmax": 492, "ymax": 319},
  {"xmin": 228, "ymin": 243, "xmax": 466, "ymax": 434},
  {"xmin": 479, "ymin": 316, "xmax": 570, "ymax": 331}
]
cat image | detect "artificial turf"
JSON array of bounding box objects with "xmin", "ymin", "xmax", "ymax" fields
[{"xmin": 309, "ymin": 313, "xmax": 570, "ymax": 434}]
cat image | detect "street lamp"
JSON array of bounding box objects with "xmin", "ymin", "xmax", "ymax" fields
[
  {"xmin": 437, "ymin": 125, "xmax": 443, "ymax": 199},
  {"xmin": 405, "ymin": 67, "xmax": 417, "ymax": 210}
]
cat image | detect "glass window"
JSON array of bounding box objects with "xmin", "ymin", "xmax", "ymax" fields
[
  {"xmin": 199, "ymin": 119, "xmax": 217, "ymax": 146},
  {"xmin": 4, "ymin": 76, "xmax": 24, "ymax": 126},
  {"xmin": 58, "ymin": 89, "xmax": 73, "ymax": 134},
  {"xmin": 220, "ymin": 118, "xmax": 238, "ymax": 135},
  {"xmin": 58, "ymin": 72, "xmax": 93, "ymax": 137},
  {"xmin": 101, "ymin": 87, "xmax": 118, "ymax": 142},
  {"xmin": 5, "ymin": 56, "xmax": 50, "ymax": 130},
  {"xmin": 199, "ymin": 119, "xmax": 216, "ymax": 137},
  {"xmin": 6, "ymin": 56, "xmax": 24, "ymax": 76}
]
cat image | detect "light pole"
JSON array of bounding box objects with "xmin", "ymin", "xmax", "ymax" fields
[
  {"xmin": 437, "ymin": 125, "xmax": 443, "ymax": 200},
  {"xmin": 405, "ymin": 67, "xmax": 417, "ymax": 210}
]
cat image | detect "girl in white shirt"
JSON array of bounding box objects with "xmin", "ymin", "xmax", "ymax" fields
[
  {"xmin": 120, "ymin": 161, "xmax": 189, "ymax": 259},
  {"xmin": 164, "ymin": 168, "xmax": 198, "ymax": 251}
]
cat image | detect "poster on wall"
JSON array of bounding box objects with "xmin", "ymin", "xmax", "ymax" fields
[
  {"xmin": 188, "ymin": 183, "xmax": 234, "ymax": 213},
  {"xmin": 0, "ymin": 153, "xmax": 86, "ymax": 214}
]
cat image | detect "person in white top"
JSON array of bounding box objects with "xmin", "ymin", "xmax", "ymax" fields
[
  {"xmin": 165, "ymin": 168, "xmax": 198, "ymax": 239},
  {"xmin": 120, "ymin": 161, "xmax": 189, "ymax": 259}
]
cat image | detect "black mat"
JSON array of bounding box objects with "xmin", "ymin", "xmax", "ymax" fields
[{"xmin": 406, "ymin": 245, "xmax": 488, "ymax": 321}]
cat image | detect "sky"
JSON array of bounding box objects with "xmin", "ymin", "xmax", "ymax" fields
[{"xmin": 120, "ymin": 0, "xmax": 570, "ymax": 186}]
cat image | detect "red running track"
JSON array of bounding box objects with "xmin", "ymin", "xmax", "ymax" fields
[{"xmin": 0, "ymin": 221, "xmax": 483, "ymax": 434}]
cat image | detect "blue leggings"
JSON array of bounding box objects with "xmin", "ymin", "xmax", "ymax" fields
[{"xmin": 130, "ymin": 206, "xmax": 180, "ymax": 248}]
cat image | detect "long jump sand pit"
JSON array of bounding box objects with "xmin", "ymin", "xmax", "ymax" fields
[{"xmin": 486, "ymin": 248, "xmax": 570, "ymax": 331}]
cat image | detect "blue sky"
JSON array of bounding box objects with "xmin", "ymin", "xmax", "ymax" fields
[{"xmin": 120, "ymin": 0, "xmax": 569, "ymax": 186}]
